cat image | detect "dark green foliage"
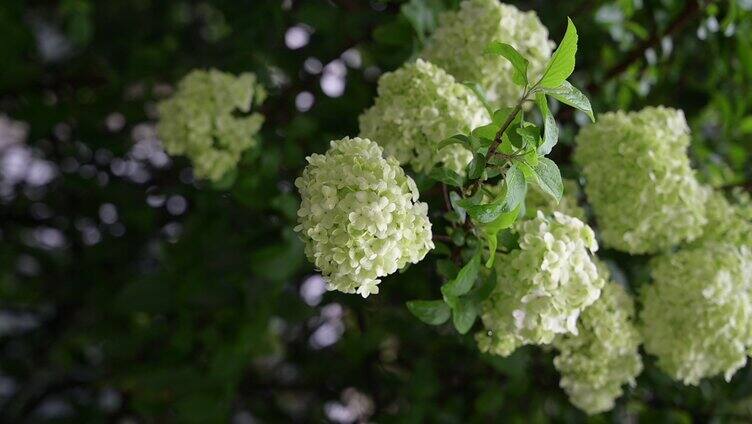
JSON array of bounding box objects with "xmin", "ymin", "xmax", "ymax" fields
[{"xmin": 0, "ymin": 0, "xmax": 750, "ymax": 422}]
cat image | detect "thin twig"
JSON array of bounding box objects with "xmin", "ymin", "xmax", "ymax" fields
[
  {"xmin": 486, "ymin": 98, "xmax": 525, "ymax": 158},
  {"xmin": 433, "ymin": 234, "xmax": 453, "ymax": 243},
  {"xmin": 719, "ymin": 180, "xmax": 752, "ymax": 192},
  {"xmin": 442, "ymin": 183, "xmax": 452, "ymax": 211}
]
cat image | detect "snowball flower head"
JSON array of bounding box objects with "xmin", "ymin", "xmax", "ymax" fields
[
  {"xmin": 157, "ymin": 69, "xmax": 265, "ymax": 181},
  {"xmin": 295, "ymin": 137, "xmax": 434, "ymax": 297},
  {"xmin": 692, "ymin": 190, "xmax": 752, "ymax": 248},
  {"xmin": 574, "ymin": 106, "xmax": 708, "ymax": 253},
  {"xmin": 421, "ymin": 0, "xmax": 553, "ymax": 106},
  {"xmin": 477, "ymin": 212, "xmax": 604, "ymax": 357},
  {"xmin": 553, "ymin": 275, "xmax": 643, "ymax": 415},
  {"xmin": 359, "ymin": 59, "xmax": 489, "ymax": 175},
  {"xmin": 641, "ymin": 243, "xmax": 752, "ymax": 385}
]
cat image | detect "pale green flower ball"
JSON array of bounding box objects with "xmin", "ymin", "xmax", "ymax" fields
[
  {"xmin": 553, "ymin": 278, "xmax": 643, "ymax": 415},
  {"xmin": 421, "ymin": 0, "xmax": 553, "ymax": 106},
  {"xmin": 477, "ymin": 212, "xmax": 605, "ymax": 357},
  {"xmin": 524, "ymin": 179, "xmax": 587, "ymax": 221},
  {"xmin": 693, "ymin": 190, "xmax": 752, "ymax": 248},
  {"xmin": 294, "ymin": 137, "xmax": 434, "ymax": 298},
  {"xmin": 157, "ymin": 69, "xmax": 265, "ymax": 182},
  {"xmin": 641, "ymin": 243, "xmax": 752, "ymax": 385},
  {"xmin": 574, "ymin": 107, "xmax": 708, "ymax": 254},
  {"xmin": 358, "ymin": 59, "xmax": 489, "ymax": 175}
]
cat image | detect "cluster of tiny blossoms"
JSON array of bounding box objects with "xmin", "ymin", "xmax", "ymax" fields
[
  {"xmin": 359, "ymin": 59, "xmax": 489, "ymax": 175},
  {"xmin": 693, "ymin": 190, "xmax": 752, "ymax": 248},
  {"xmin": 295, "ymin": 137, "xmax": 434, "ymax": 297},
  {"xmin": 421, "ymin": 0, "xmax": 552, "ymax": 106},
  {"xmin": 574, "ymin": 107, "xmax": 708, "ymax": 254},
  {"xmin": 157, "ymin": 69, "xmax": 265, "ymax": 182},
  {"xmin": 641, "ymin": 243, "xmax": 752, "ymax": 385},
  {"xmin": 553, "ymin": 276, "xmax": 643, "ymax": 415},
  {"xmin": 524, "ymin": 179, "xmax": 587, "ymax": 221},
  {"xmin": 477, "ymin": 212, "xmax": 604, "ymax": 357}
]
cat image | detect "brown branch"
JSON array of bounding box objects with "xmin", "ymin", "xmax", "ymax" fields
[
  {"xmin": 587, "ymin": 0, "xmax": 706, "ymax": 94},
  {"xmin": 442, "ymin": 183, "xmax": 452, "ymax": 211},
  {"xmin": 433, "ymin": 234, "xmax": 452, "ymax": 243},
  {"xmin": 486, "ymin": 100, "xmax": 524, "ymax": 158},
  {"xmin": 720, "ymin": 180, "xmax": 752, "ymax": 192}
]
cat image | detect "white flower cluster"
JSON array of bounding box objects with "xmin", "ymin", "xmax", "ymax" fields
[
  {"xmin": 295, "ymin": 137, "xmax": 434, "ymax": 298},
  {"xmin": 358, "ymin": 59, "xmax": 489, "ymax": 175},
  {"xmin": 157, "ymin": 69, "xmax": 265, "ymax": 182},
  {"xmin": 574, "ymin": 107, "xmax": 708, "ymax": 254},
  {"xmin": 477, "ymin": 212, "xmax": 604, "ymax": 357},
  {"xmin": 524, "ymin": 179, "xmax": 586, "ymax": 222},
  {"xmin": 421, "ymin": 0, "xmax": 553, "ymax": 106},
  {"xmin": 641, "ymin": 243, "xmax": 752, "ymax": 385},
  {"xmin": 553, "ymin": 276, "xmax": 643, "ymax": 415}
]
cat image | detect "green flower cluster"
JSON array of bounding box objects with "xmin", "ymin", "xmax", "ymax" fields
[
  {"xmin": 641, "ymin": 243, "xmax": 752, "ymax": 385},
  {"xmin": 524, "ymin": 179, "xmax": 586, "ymax": 221},
  {"xmin": 359, "ymin": 59, "xmax": 489, "ymax": 175},
  {"xmin": 421, "ymin": 0, "xmax": 552, "ymax": 106},
  {"xmin": 693, "ymin": 190, "xmax": 752, "ymax": 248},
  {"xmin": 477, "ymin": 212, "xmax": 604, "ymax": 357},
  {"xmin": 574, "ymin": 107, "xmax": 708, "ymax": 254},
  {"xmin": 157, "ymin": 69, "xmax": 265, "ymax": 182},
  {"xmin": 295, "ymin": 137, "xmax": 434, "ymax": 298},
  {"xmin": 553, "ymin": 276, "xmax": 643, "ymax": 415}
]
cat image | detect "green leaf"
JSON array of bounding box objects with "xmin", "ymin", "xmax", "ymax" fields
[
  {"xmin": 544, "ymin": 81, "xmax": 594, "ymax": 122},
  {"xmin": 506, "ymin": 120, "xmax": 524, "ymax": 148},
  {"xmin": 531, "ymin": 157, "xmax": 563, "ymax": 202},
  {"xmin": 471, "ymin": 269, "xmax": 497, "ymax": 302},
  {"xmin": 442, "ymin": 251, "xmax": 481, "ymax": 297},
  {"xmin": 467, "ymin": 153, "xmax": 486, "ymax": 180},
  {"xmin": 407, "ymin": 300, "xmax": 451, "ymax": 325},
  {"xmin": 539, "ymin": 18, "xmax": 578, "ymax": 89},
  {"xmin": 472, "ymin": 122, "xmax": 498, "ymax": 142},
  {"xmin": 437, "ymin": 134, "xmax": 470, "ymax": 151},
  {"xmin": 472, "ymin": 107, "xmax": 513, "ymax": 141},
  {"xmin": 518, "ymin": 161, "xmax": 535, "ymax": 180},
  {"xmin": 740, "ymin": 116, "xmax": 752, "ymax": 134},
  {"xmin": 738, "ymin": 32, "xmax": 752, "ymax": 80},
  {"xmin": 449, "ymin": 191, "xmax": 467, "ymax": 223},
  {"xmin": 484, "ymin": 232, "xmax": 498, "ymax": 268},
  {"xmin": 452, "ymin": 298, "xmax": 479, "ymax": 334},
  {"xmin": 535, "ymin": 92, "xmax": 558, "ymax": 154},
  {"xmin": 504, "ymin": 165, "xmax": 527, "ymax": 209},
  {"xmin": 463, "ymin": 81, "xmax": 494, "ymax": 115},
  {"xmin": 499, "ymin": 229, "xmax": 520, "ymax": 251},
  {"xmin": 482, "ymin": 205, "xmax": 521, "ymax": 267},
  {"xmin": 372, "ymin": 17, "xmax": 414, "ymax": 46},
  {"xmin": 523, "ymin": 149, "xmax": 539, "ymax": 167},
  {"xmin": 516, "ymin": 124, "xmax": 539, "ymax": 148},
  {"xmin": 465, "ymin": 196, "xmax": 513, "ymax": 224},
  {"xmin": 484, "ymin": 204, "xmax": 521, "ymax": 233},
  {"xmin": 441, "ymin": 288, "xmax": 459, "ymax": 310},
  {"xmin": 437, "ymin": 259, "xmax": 459, "ymax": 281},
  {"xmin": 485, "ymin": 41, "xmax": 529, "ymax": 86},
  {"xmin": 428, "ymin": 167, "xmax": 464, "ymax": 187}
]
